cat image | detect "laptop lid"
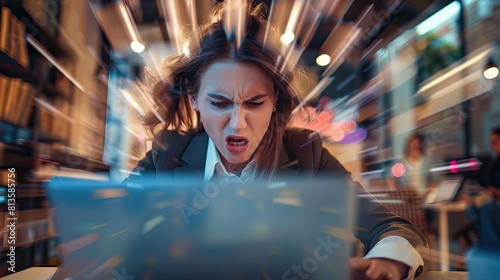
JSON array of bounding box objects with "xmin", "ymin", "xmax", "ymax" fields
[
  {"xmin": 47, "ymin": 175, "xmax": 356, "ymax": 280},
  {"xmin": 426, "ymin": 176, "xmax": 464, "ymax": 203}
]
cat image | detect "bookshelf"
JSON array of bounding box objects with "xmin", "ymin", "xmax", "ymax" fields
[
  {"xmin": 1, "ymin": 0, "xmax": 109, "ymax": 275},
  {"xmin": 0, "ymin": 50, "xmax": 67, "ymax": 98}
]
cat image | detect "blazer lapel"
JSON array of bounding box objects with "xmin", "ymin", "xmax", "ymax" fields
[{"xmin": 173, "ymin": 132, "xmax": 209, "ymax": 181}]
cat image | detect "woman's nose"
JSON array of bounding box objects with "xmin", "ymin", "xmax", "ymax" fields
[{"xmin": 229, "ymin": 105, "xmax": 248, "ymax": 130}]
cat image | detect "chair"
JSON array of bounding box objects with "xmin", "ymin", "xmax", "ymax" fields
[{"xmin": 370, "ymin": 187, "xmax": 428, "ymax": 235}]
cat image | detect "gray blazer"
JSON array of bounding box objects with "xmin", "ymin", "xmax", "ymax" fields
[{"xmin": 126, "ymin": 129, "xmax": 429, "ymax": 274}]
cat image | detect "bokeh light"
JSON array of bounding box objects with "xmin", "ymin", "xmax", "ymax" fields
[
  {"xmin": 483, "ymin": 66, "xmax": 499, "ymax": 80},
  {"xmin": 130, "ymin": 41, "xmax": 145, "ymax": 53},
  {"xmin": 450, "ymin": 160, "xmax": 459, "ymax": 173},
  {"xmin": 316, "ymin": 54, "xmax": 331, "ymax": 66},
  {"xmin": 468, "ymin": 158, "xmax": 479, "ymax": 170},
  {"xmin": 331, "ymin": 130, "xmax": 345, "ymax": 142},
  {"xmin": 391, "ymin": 163, "xmax": 406, "ymax": 178},
  {"xmin": 280, "ymin": 32, "xmax": 295, "ymax": 44}
]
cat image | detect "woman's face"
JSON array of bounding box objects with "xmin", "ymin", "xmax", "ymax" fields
[
  {"xmin": 490, "ymin": 133, "xmax": 500, "ymax": 154},
  {"xmin": 194, "ymin": 60, "xmax": 276, "ymax": 170},
  {"xmin": 409, "ymin": 138, "xmax": 421, "ymax": 154}
]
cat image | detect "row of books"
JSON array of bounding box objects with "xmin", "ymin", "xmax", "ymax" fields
[
  {"xmin": 0, "ymin": 6, "xmax": 29, "ymax": 67},
  {"xmin": 37, "ymin": 95, "xmax": 72, "ymax": 143},
  {"xmin": 0, "ymin": 74, "xmax": 35, "ymax": 127}
]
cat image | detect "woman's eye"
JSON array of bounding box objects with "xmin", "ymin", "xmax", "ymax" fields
[
  {"xmin": 210, "ymin": 101, "xmax": 230, "ymax": 108},
  {"xmin": 246, "ymin": 101, "xmax": 264, "ymax": 108}
]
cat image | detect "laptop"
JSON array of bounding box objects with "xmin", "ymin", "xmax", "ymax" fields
[
  {"xmin": 426, "ymin": 175, "xmax": 464, "ymax": 204},
  {"xmin": 46, "ymin": 175, "xmax": 356, "ymax": 280}
]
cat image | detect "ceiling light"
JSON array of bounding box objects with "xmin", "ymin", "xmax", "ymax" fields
[
  {"xmin": 484, "ymin": 58, "xmax": 499, "ymax": 80},
  {"xmin": 316, "ymin": 54, "xmax": 331, "ymax": 66},
  {"xmin": 182, "ymin": 41, "xmax": 190, "ymax": 57},
  {"xmin": 280, "ymin": 32, "xmax": 295, "ymax": 44},
  {"xmin": 130, "ymin": 41, "xmax": 145, "ymax": 53}
]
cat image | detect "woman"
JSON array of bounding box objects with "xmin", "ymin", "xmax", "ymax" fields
[
  {"xmin": 400, "ymin": 134, "xmax": 437, "ymax": 196},
  {"xmin": 126, "ymin": 1, "xmax": 428, "ymax": 279},
  {"xmin": 481, "ymin": 126, "xmax": 500, "ymax": 196},
  {"xmin": 468, "ymin": 126, "xmax": 500, "ymax": 246}
]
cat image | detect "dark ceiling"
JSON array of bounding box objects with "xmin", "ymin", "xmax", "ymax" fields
[
  {"xmin": 133, "ymin": 0, "xmax": 452, "ymax": 52},
  {"xmin": 122, "ymin": 0, "xmax": 455, "ymax": 101}
]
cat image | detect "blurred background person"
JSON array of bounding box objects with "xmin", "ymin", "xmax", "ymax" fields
[
  {"xmin": 400, "ymin": 133, "xmax": 439, "ymax": 197},
  {"xmin": 465, "ymin": 126, "xmax": 500, "ymax": 247},
  {"xmin": 479, "ymin": 126, "xmax": 500, "ymax": 195}
]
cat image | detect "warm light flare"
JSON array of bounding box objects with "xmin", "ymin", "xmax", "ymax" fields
[
  {"xmin": 330, "ymin": 130, "xmax": 345, "ymax": 142},
  {"xmin": 316, "ymin": 54, "xmax": 331, "ymax": 66},
  {"xmin": 130, "ymin": 41, "xmax": 145, "ymax": 53},
  {"xmin": 484, "ymin": 66, "xmax": 499, "ymax": 80},
  {"xmin": 280, "ymin": 31, "xmax": 295, "ymax": 44}
]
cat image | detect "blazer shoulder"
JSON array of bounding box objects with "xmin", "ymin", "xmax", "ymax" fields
[
  {"xmin": 283, "ymin": 128, "xmax": 324, "ymax": 170},
  {"xmin": 150, "ymin": 130, "xmax": 195, "ymax": 168},
  {"xmin": 284, "ymin": 128, "xmax": 347, "ymax": 175},
  {"xmin": 284, "ymin": 128, "xmax": 323, "ymax": 152},
  {"xmin": 284, "ymin": 128, "xmax": 320, "ymax": 146},
  {"xmin": 152, "ymin": 130, "xmax": 194, "ymax": 150}
]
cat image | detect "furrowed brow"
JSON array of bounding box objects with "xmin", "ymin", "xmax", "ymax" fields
[
  {"xmin": 246, "ymin": 94, "xmax": 268, "ymax": 101},
  {"xmin": 207, "ymin": 92, "xmax": 231, "ymax": 100}
]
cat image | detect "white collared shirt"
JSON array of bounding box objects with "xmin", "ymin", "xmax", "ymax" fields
[
  {"xmin": 203, "ymin": 138, "xmax": 423, "ymax": 279},
  {"xmin": 204, "ymin": 138, "xmax": 257, "ymax": 184}
]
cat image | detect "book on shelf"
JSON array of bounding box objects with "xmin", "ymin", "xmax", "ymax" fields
[
  {"xmin": 14, "ymin": 14, "xmax": 29, "ymax": 67},
  {"xmin": 37, "ymin": 95, "xmax": 71, "ymax": 143},
  {"xmin": 0, "ymin": 169, "xmax": 13, "ymax": 186},
  {"xmin": 0, "ymin": 168, "xmax": 29, "ymax": 186},
  {"xmin": 38, "ymin": 96, "xmax": 52, "ymax": 138},
  {"xmin": 4, "ymin": 78, "xmax": 23, "ymax": 122},
  {"xmin": 16, "ymin": 82, "xmax": 35, "ymax": 127},
  {"xmin": 0, "ymin": 74, "xmax": 9, "ymax": 119},
  {"xmin": 0, "ymin": 7, "xmax": 11, "ymax": 55},
  {"xmin": 51, "ymin": 97, "xmax": 70, "ymax": 141},
  {"xmin": 0, "ymin": 6, "xmax": 30, "ymax": 67},
  {"xmin": 0, "ymin": 74, "xmax": 35, "ymax": 127},
  {"xmin": 8, "ymin": 16, "xmax": 21, "ymax": 63}
]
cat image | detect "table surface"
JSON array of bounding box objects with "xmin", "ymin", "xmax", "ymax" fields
[
  {"xmin": 416, "ymin": 271, "xmax": 467, "ymax": 279},
  {"xmin": 0, "ymin": 268, "xmax": 468, "ymax": 280},
  {"xmin": 1, "ymin": 268, "xmax": 57, "ymax": 280},
  {"xmin": 422, "ymin": 202, "xmax": 468, "ymax": 211}
]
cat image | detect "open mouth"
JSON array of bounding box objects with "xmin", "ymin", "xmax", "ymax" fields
[
  {"xmin": 226, "ymin": 136, "xmax": 248, "ymax": 146},
  {"xmin": 225, "ymin": 136, "xmax": 249, "ymax": 152}
]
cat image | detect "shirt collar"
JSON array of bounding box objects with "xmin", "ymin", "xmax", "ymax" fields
[
  {"xmin": 204, "ymin": 138, "xmax": 220, "ymax": 182},
  {"xmin": 204, "ymin": 138, "xmax": 256, "ymax": 183}
]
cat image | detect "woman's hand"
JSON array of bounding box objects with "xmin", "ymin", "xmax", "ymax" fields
[
  {"xmin": 487, "ymin": 186, "xmax": 500, "ymax": 199},
  {"xmin": 424, "ymin": 187, "xmax": 435, "ymax": 197},
  {"xmin": 350, "ymin": 257, "xmax": 409, "ymax": 280},
  {"xmin": 458, "ymin": 195, "xmax": 474, "ymax": 205}
]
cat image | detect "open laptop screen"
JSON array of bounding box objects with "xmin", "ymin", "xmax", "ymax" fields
[
  {"xmin": 47, "ymin": 176, "xmax": 356, "ymax": 280},
  {"xmin": 430, "ymin": 176, "xmax": 463, "ymax": 203}
]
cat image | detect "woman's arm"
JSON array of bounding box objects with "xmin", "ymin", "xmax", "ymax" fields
[{"xmin": 311, "ymin": 138, "xmax": 429, "ymax": 278}]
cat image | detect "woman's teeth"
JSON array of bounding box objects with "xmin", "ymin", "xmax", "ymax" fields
[{"xmin": 228, "ymin": 139, "xmax": 247, "ymax": 146}]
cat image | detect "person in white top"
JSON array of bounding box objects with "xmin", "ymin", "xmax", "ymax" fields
[{"xmin": 400, "ymin": 134, "xmax": 438, "ymax": 196}]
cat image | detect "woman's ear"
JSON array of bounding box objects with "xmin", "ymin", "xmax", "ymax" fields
[{"xmin": 190, "ymin": 95, "xmax": 198, "ymax": 111}]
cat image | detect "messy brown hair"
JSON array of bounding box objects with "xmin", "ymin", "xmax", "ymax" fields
[{"xmin": 142, "ymin": 1, "xmax": 299, "ymax": 180}]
